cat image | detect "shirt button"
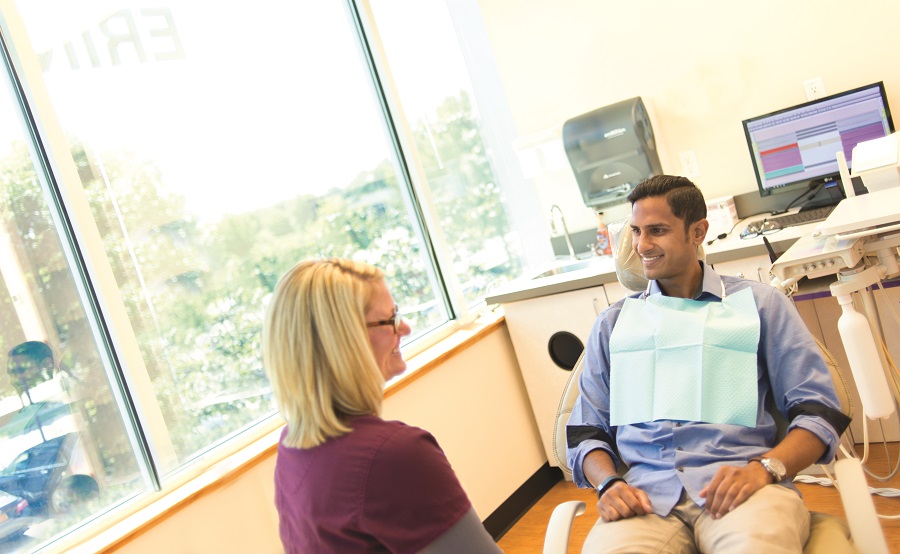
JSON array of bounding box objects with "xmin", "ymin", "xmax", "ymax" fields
[{"xmin": 676, "ymin": 466, "xmax": 684, "ymax": 472}]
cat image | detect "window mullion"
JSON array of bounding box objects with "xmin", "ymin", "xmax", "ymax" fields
[{"xmin": 347, "ymin": 0, "xmax": 471, "ymax": 323}]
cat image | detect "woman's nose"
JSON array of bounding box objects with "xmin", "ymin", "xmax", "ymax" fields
[{"xmin": 398, "ymin": 319, "xmax": 412, "ymax": 337}]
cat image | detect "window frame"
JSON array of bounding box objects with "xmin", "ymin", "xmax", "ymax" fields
[
  {"xmin": 0, "ymin": 3, "xmax": 164, "ymax": 488},
  {"xmin": 0, "ymin": 0, "xmax": 502, "ymax": 504}
]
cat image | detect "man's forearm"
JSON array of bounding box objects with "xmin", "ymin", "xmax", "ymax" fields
[
  {"xmin": 582, "ymin": 448, "xmax": 619, "ymax": 488},
  {"xmin": 762, "ymin": 427, "xmax": 828, "ymax": 477}
]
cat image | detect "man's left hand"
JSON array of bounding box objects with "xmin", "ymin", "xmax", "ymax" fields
[{"xmin": 698, "ymin": 462, "xmax": 771, "ymax": 519}]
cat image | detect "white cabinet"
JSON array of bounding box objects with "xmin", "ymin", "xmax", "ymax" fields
[
  {"xmin": 709, "ymin": 253, "xmax": 773, "ymax": 283},
  {"xmin": 502, "ymin": 285, "xmax": 610, "ymax": 467},
  {"xmin": 603, "ymin": 280, "xmax": 629, "ymax": 304}
]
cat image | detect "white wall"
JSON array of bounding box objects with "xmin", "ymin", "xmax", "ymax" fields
[
  {"xmin": 112, "ymin": 456, "xmax": 283, "ymax": 554},
  {"xmin": 479, "ymin": 0, "xmax": 900, "ymax": 232},
  {"xmin": 111, "ymin": 325, "xmax": 544, "ymax": 553}
]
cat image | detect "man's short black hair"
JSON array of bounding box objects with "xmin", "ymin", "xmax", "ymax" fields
[{"xmin": 627, "ymin": 175, "xmax": 707, "ymax": 232}]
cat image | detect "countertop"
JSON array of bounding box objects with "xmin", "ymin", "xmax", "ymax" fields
[{"xmin": 485, "ymin": 218, "xmax": 822, "ymax": 305}]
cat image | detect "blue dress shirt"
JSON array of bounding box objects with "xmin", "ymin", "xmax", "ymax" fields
[{"xmin": 567, "ymin": 262, "xmax": 844, "ymax": 516}]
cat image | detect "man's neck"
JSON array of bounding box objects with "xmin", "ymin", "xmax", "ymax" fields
[{"xmin": 657, "ymin": 262, "xmax": 704, "ymax": 299}]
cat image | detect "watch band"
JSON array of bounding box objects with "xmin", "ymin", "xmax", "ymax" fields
[
  {"xmin": 596, "ymin": 475, "xmax": 625, "ymax": 498},
  {"xmin": 750, "ymin": 457, "xmax": 786, "ymax": 482}
]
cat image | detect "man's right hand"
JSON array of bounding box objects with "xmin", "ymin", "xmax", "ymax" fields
[{"xmin": 596, "ymin": 481, "xmax": 653, "ymax": 522}]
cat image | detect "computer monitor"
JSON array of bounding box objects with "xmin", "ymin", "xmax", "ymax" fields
[{"xmin": 742, "ymin": 82, "xmax": 894, "ymax": 207}]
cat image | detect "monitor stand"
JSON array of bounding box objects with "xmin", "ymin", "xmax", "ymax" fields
[
  {"xmin": 799, "ymin": 179, "xmax": 845, "ymax": 212},
  {"xmin": 799, "ymin": 195, "xmax": 842, "ymax": 212}
]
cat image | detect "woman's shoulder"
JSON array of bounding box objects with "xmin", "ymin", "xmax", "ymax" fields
[
  {"xmin": 365, "ymin": 420, "xmax": 466, "ymax": 503},
  {"xmin": 366, "ymin": 417, "xmax": 440, "ymax": 457},
  {"xmin": 352, "ymin": 415, "xmax": 431, "ymax": 440},
  {"xmin": 308, "ymin": 416, "xmax": 440, "ymax": 464},
  {"xmin": 276, "ymin": 416, "xmax": 445, "ymax": 477},
  {"xmin": 276, "ymin": 415, "xmax": 421, "ymax": 458}
]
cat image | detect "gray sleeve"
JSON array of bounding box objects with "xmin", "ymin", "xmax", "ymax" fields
[{"xmin": 418, "ymin": 507, "xmax": 502, "ymax": 553}]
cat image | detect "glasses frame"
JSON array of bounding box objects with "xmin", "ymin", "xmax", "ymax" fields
[
  {"xmin": 365, "ymin": 306, "xmax": 402, "ymax": 334},
  {"xmin": 740, "ymin": 220, "xmax": 782, "ymax": 240}
]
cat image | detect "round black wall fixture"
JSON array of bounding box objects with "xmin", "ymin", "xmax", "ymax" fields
[{"xmin": 548, "ymin": 331, "xmax": 584, "ymax": 370}]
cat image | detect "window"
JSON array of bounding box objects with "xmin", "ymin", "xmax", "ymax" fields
[
  {"xmin": 0, "ymin": 66, "xmax": 150, "ymax": 547},
  {"xmin": 368, "ymin": 0, "xmax": 526, "ymax": 307},
  {"xmin": 0, "ymin": 0, "xmax": 538, "ymax": 549}
]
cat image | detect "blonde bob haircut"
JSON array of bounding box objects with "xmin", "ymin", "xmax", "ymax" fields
[{"xmin": 263, "ymin": 258, "xmax": 386, "ymax": 449}]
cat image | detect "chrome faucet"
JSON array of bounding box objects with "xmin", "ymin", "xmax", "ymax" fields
[{"xmin": 549, "ymin": 204, "xmax": 576, "ymax": 259}]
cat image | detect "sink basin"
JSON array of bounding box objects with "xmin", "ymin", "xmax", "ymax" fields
[{"xmin": 531, "ymin": 257, "xmax": 608, "ymax": 279}]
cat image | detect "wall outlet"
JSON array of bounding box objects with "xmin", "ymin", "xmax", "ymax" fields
[
  {"xmin": 679, "ymin": 150, "xmax": 700, "ymax": 177},
  {"xmin": 803, "ymin": 77, "xmax": 826, "ymax": 100}
]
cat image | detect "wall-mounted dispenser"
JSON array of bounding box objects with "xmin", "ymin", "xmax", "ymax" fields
[{"xmin": 562, "ymin": 97, "xmax": 662, "ymax": 210}]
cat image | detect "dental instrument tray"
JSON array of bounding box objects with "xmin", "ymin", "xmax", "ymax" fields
[{"xmin": 769, "ymin": 232, "xmax": 866, "ymax": 282}]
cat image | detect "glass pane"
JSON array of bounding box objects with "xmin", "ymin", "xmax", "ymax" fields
[
  {"xmin": 0, "ymin": 65, "xmax": 150, "ymax": 550},
  {"xmin": 13, "ymin": 1, "xmax": 447, "ymax": 474},
  {"xmin": 369, "ymin": 0, "xmax": 526, "ymax": 306}
]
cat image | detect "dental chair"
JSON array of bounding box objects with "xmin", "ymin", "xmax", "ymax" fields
[{"xmin": 542, "ymin": 218, "xmax": 858, "ymax": 554}]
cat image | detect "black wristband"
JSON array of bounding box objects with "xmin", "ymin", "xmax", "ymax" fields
[{"xmin": 596, "ymin": 476, "xmax": 625, "ymax": 498}]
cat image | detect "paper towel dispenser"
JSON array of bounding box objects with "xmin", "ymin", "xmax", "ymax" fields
[{"xmin": 562, "ymin": 97, "xmax": 662, "ymax": 210}]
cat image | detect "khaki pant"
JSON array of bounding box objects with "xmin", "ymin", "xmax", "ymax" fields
[{"xmin": 582, "ymin": 485, "xmax": 810, "ymax": 554}]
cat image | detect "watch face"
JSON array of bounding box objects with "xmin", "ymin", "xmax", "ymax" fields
[{"xmin": 765, "ymin": 458, "xmax": 786, "ymax": 479}]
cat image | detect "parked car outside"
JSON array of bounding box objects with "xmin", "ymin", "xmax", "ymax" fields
[
  {"xmin": 0, "ymin": 432, "xmax": 98, "ymax": 514},
  {"xmin": 0, "ymin": 489, "xmax": 38, "ymax": 542}
]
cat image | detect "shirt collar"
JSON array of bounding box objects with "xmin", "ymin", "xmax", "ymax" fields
[
  {"xmin": 645, "ymin": 261, "xmax": 724, "ymax": 300},
  {"xmin": 696, "ymin": 261, "xmax": 725, "ymax": 300}
]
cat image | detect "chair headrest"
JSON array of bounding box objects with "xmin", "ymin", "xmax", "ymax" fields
[
  {"xmin": 609, "ymin": 217, "xmax": 707, "ymax": 293},
  {"xmin": 609, "ymin": 218, "xmax": 649, "ymax": 293}
]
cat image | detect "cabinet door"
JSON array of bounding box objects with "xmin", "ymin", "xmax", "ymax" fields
[
  {"xmin": 710, "ymin": 254, "xmax": 773, "ymax": 283},
  {"xmin": 603, "ymin": 280, "xmax": 630, "ymax": 304},
  {"xmin": 502, "ymin": 286, "xmax": 609, "ymax": 464}
]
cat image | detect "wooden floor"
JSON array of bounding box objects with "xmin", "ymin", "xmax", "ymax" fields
[{"xmin": 498, "ymin": 444, "xmax": 900, "ymax": 553}]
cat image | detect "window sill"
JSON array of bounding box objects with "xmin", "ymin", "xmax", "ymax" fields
[
  {"xmin": 60, "ymin": 307, "xmax": 506, "ymax": 553},
  {"xmin": 384, "ymin": 305, "xmax": 505, "ymax": 399}
]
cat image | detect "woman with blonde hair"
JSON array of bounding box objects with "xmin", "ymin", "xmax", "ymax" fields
[{"xmin": 263, "ymin": 258, "xmax": 500, "ymax": 553}]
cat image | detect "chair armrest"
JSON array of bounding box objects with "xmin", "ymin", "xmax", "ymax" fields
[
  {"xmin": 543, "ymin": 500, "xmax": 586, "ymax": 554},
  {"xmin": 835, "ymin": 458, "xmax": 886, "ymax": 554}
]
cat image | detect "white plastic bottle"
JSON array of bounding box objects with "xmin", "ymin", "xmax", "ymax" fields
[{"xmin": 836, "ymin": 294, "xmax": 893, "ymax": 419}]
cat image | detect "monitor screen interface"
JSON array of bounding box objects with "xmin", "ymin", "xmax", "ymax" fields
[{"xmin": 742, "ymin": 82, "xmax": 894, "ymax": 197}]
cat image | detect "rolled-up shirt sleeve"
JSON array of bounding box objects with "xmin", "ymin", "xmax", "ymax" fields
[{"xmin": 566, "ymin": 304, "xmax": 624, "ymax": 488}]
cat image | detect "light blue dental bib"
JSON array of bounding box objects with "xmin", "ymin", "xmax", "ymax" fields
[{"xmin": 609, "ymin": 284, "xmax": 760, "ymax": 427}]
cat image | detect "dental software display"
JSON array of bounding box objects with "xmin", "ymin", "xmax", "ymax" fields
[{"xmin": 742, "ymin": 82, "xmax": 894, "ymax": 207}]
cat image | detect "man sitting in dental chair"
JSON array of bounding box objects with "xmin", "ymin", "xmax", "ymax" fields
[{"xmin": 567, "ymin": 175, "xmax": 851, "ymax": 553}]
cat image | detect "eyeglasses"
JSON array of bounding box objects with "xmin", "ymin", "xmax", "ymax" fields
[
  {"xmin": 740, "ymin": 219, "xmax": 782, "ymax": 239},
  {"xmin": 366, "ymin": 306, "xmax": 402, "ymax": 334}
]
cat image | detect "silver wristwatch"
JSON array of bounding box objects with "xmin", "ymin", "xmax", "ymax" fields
[{"xmin": 752, "ymin": 457, "xmax": 787, "ymax": 482}]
